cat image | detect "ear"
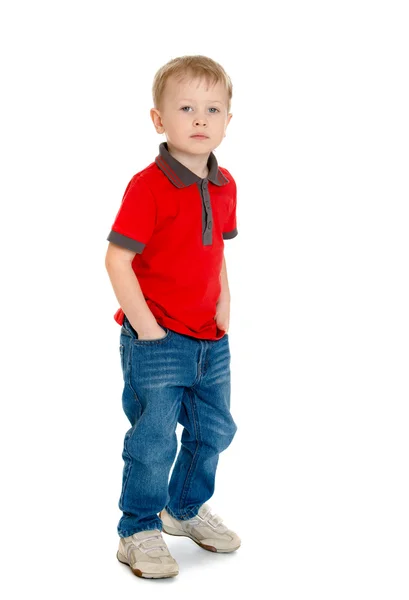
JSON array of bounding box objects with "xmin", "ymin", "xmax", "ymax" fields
[
  {"xmin": 224, "ymin": 113, "xmax": 233, "ymax": 137},
  {"xmin": 150, "ymin": 108, "xmax": 165, "ymax": 133}
]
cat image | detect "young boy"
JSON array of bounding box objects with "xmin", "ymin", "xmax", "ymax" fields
[{"xmin": 105, "ymin": 55, "xmax": 240, "ymax": 579}]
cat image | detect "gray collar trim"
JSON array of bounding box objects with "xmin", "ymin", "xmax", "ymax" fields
[{"xmin": 155, "ymin": 141, "xmax": 230, "ymax": 188}]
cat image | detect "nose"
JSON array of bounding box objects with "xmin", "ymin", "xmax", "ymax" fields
[{"xmin": 194, "ymin": 114, "xmax": 207, "ymax": 126}]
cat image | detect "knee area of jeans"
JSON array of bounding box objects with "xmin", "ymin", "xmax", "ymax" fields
[
  {"xmin": 213, "ymin": 423, "xmax": 237, "ymax": 452},
  {"xmin": 227, "ymin": 423, "xmax": 238, "ymax": 444},
  {"xmin": 227, "ymin": 417, "xmax": 238, "ymax": 437},
  {"xmin": 125, "ymin": 433, "xmax": 177, "ymax": 459}
]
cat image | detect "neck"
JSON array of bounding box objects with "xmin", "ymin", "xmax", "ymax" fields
[{"xmin": 166, "ymin": 142, "xmax": 210, "ymax": 179}]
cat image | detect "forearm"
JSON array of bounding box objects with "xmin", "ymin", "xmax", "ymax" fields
[
  {"xmin": 218, "ymin": 254, "xmax": 231, "ymax": 303},
  {"xmin": 105, "ymin": 261, "xmax": 158, "ymax": 334}
]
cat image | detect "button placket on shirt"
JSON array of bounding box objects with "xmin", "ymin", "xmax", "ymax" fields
[{"xmin": 200, "ymin": 179, "xmax": 213, "ymax": 246}]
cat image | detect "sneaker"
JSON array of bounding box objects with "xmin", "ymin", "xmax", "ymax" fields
[
  {"xmin": 160, "ymin": 503, "xmax": 241, "ymax": 553},
  {"xmin": 116, "ymin": 529, "xmax": 179, "ymax": 579}
]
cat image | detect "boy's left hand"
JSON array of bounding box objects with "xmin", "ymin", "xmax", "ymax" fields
[{"xmin": 215, "ymin": 298, "xmax": 230, "ymax": 332}]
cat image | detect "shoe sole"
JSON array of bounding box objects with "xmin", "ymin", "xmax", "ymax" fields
[
  {"xmin": 116, "ymin": 551, "xmax": 179, "ymax": 579},
  {"xmin": 160, "ymin": 522, "xmax": 241, "ymax": 553}
]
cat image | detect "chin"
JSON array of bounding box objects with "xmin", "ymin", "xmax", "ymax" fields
[{"xmin": 186, "ymin": 142, "xmax": 212, "ymax": 153}]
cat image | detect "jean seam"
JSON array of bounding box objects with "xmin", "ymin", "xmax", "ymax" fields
[
  {"xmin": 119, "ymin": 343, "xmax": 125, "ymax": 372},
  {"xmin": 128, "ymin": 345, "xmax": 143, "ymax": 413},
  {"xmin": 119, "ymin": 434, "xmax": 133, "ymax": 509},
  {"xmin": 179, "ymin": 389, "xmax": 201, "ymax": 513}
]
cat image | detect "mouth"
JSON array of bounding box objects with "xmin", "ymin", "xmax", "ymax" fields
[{"xmin": 190, "ymin": 134, "xmax": 209, "ymax": 139}]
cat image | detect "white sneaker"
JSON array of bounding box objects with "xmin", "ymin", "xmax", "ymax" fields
[
  {"xmin": 160, "ymin": 503, "xmax": 241, "ymax": 553},
  {"xmin": 117, "ymin": 529, "xmax": 179, "ymax": 578}
]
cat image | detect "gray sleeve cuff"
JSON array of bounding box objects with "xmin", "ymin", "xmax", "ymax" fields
[
  {"xmin": 107, "ymin": 230, "xmax": 146, "ymax": 253},
  {"xmin": 222, "ymin": 228, "xmax": 238, "ymax": 240}
]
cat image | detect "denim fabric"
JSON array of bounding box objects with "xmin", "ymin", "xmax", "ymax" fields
[{"xmin": 117, "ymin": 314, "xmax": 237, "ymax": 538}]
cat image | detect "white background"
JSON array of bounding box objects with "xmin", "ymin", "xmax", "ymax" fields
[{"xmin": 1, "ymin": 1, "xmax": 408, "ymax": 598}]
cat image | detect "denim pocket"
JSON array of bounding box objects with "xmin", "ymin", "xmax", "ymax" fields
[
  {"xmin": 122, "ymin": 316, "xmax": 138, "ymax": 338},
  {"xmin": 123, "ymin": 315, "xmax": 171, "ymax": 344},
  {"xmin": 133, "ymin": 326, "xmax": 171, "ymax": 345}
]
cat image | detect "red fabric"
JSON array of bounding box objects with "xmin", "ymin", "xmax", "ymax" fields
[{"xmin": 108, "ymin": 163, "xmax": 237, "ymax": 340}]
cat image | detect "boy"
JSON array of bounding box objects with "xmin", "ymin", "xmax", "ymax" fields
[{"xmin": 105, "ymin": 55, "xmax": 240, "ymax": 579}]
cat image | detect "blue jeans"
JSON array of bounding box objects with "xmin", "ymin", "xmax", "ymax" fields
[{"xmin": 117, "ymin": 314, "xmax": 237, "ymax": 538}]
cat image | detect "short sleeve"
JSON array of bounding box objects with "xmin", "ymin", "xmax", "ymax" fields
[
  {"xmin": 106, "ymin": 176, "xmax": 156, "ymax": 253},
  {"xmin": 222, "ymin": 174, "xmax": 238, "ymax": 240}
]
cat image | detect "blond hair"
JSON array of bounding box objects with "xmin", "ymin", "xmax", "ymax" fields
[{"xmin": 152, "ymin": 55, "xmax": 233, "ymax": 113}]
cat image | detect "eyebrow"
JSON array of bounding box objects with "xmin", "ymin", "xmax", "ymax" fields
[{"xmin": 178, "ymin": 99, "xmax": 224, "ymax": 104}]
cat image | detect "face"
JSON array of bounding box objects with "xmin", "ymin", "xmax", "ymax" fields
[{"xmin": 151, "ymin": 75, "xmax": 232, "ymax": 155}]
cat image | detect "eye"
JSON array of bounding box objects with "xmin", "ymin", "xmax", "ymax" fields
[{"xmin": 180, "ymin": 106, "xmax": 220, "ymax": 113}]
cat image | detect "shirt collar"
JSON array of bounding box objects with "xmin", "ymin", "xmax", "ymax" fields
[{"xmin": 155, "ymin": 141, "xmax": 230, "ymax": 188}]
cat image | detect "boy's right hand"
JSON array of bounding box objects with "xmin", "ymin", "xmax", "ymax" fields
[{"xmin": 135, "ymin": 323, "xmax": 167, "ymax": 341}]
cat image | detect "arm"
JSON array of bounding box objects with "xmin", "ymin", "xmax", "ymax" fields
[
  {"xmin": 105, "ymin": 243, "xmax": 162, "ymax": 337},
  {"xmin": 217, "ymin": 253, "xmax": 231, "ymax": 304},
  {"xmin": 215, "ymin": 253, "xmax": 231, "ymax": 332}
]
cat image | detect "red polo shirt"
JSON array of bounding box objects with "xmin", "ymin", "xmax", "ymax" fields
[{"xmin": 107, "ymin": 141, "xmax": 238, "ymax": 340}]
